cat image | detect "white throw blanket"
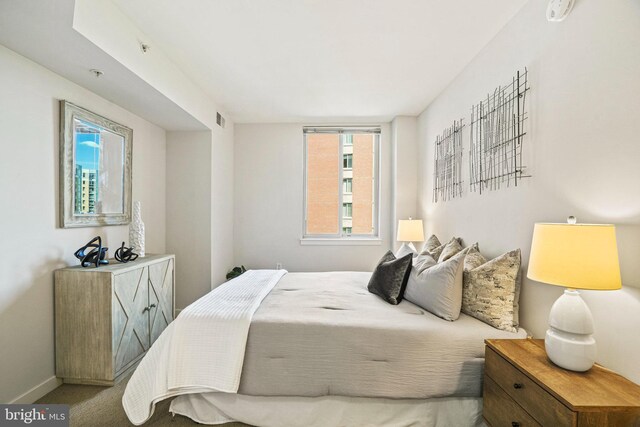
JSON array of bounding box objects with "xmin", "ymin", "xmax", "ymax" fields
[{"xmin": 122, "ymin": 269, "xmax": 287, "ymax": 425}]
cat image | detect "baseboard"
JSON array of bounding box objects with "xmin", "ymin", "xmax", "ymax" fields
[{"xmin": 9, "ymin": 376, "xmax": 63, "ymax": 404}]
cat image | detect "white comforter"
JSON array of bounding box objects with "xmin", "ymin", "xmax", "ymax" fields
[{"xmin": 122, "ymin": 269, "xmax": 287, "ymax": 425}]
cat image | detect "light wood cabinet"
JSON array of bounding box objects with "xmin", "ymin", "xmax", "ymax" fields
[
  {"xmin": 55, "ymin": 254, "xmax": 175, "ymax": 385},
  {"xmin": 484, "ymin": 339, "xmax": 640, "ymax": 427}
]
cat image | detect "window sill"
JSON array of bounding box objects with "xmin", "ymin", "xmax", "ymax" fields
[{"xmin": 300, "ymin": 238, "xmax": 382, "ymax": 246}]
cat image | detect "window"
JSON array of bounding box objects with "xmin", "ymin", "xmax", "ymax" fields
[
  {"xmin": 342, "ymin": 202, "xmax": 352, "ymax": 218},
  {"xmin": 343, "ymin": 153, "xmax": 353, "ymax": 169},
  {"xmin": 343, "ymin": 178, "xmax": 352, "ymax": 193},
  {"xmin": 303, "ymin": 127, "xmax": 380, "ymax": 239}
]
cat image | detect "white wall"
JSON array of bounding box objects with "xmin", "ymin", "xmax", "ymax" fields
[
  {"xmin": 211, "ymin": 124, "xmax": 235, "ymax": 287},
  {"xmin": 0, "ymin": 45, "xmax": 167, "ymax": 403},
  {"xmin": 417, "ymin": 0, "xmax": 640, "ymax": 383},
  {"xmin": 234, "ymin": 123, "xmax": 392, "ymax": 272},
  {"xmin": 391, "ymin": 116, "xmax": 419, "ymax": 251},
  {"xmin": 166, "ymin": 131, "xmax": 212, "ymax": 309},
  {"xmin": 165, "ymin": 125, "xmax": 236, "ymax": 307}
]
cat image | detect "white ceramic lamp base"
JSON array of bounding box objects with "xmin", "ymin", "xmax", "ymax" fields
[
  {"xmin": 396, "ymin": 242, "xmax": 417, "ymax": 258},
  {"xmin": 545, "ymin": 289, "xmax": 596, "ymax": 372}
]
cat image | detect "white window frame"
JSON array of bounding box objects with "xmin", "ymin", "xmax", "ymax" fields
[
  {"xmin": 343, "ymin": 178, "xmax": 353, "ymax": 194},
  {"xmin": 302, "ymin": 126, "xmax": 381, "ymax": 243}
]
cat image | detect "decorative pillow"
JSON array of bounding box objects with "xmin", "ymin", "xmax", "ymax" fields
[
  {"xmin": 463, "ymin": 244, "xmax": 485, "ymax": 270},
  {"xmin": 462, "ymin": 248, "xmax": 521, "ymax": 332},
  {"xmin": 437, "ymin": 237, "xmax": 464, "ymax": 263},
  {"xmin": 368, "ymin": 251, "xmax": 413, "ymax": 305},
  {"xmin": 413, "ymin": 252, "xmax": 437, "ymax": 274},
  {"xmin": 419, "ymin": 236, "xmax": 462, "ymax": 261},
  {"xmin": 404, "ymin": 251, "xmax": 466, "ymax": 321},
  {"xmin": 423, "ymin": 235, "xmax": 442, "ymax": 253},
  {"xmin": 395, "ymin": 244, "xmax": 416, "ymax": 259}
]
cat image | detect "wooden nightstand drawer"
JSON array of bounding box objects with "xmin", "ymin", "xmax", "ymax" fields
[
  {"xmin": 484, "ymin": 376, "xmax": 541, "ymax": 427},
  {"xmin": 485, "ymin": 339, "xmax": 640, "ymax": 427},
  {"xmin": 486, "ymin": 347, "xmax": 575, "ymax": 427}
]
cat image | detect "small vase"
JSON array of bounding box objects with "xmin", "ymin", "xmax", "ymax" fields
[{"xmin": 129, "ymin": 201, "xmax": 146, "ymax": 257}]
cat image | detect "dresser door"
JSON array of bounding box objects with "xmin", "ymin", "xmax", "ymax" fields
[
  {"xmin": 149, "ymin": 258, "xmax": 174, "ymax": 345},
  {"xmin": 113, "ymin": 267, "xmax": 150, "ymax": 374}
]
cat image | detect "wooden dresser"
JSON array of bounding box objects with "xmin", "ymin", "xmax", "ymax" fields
[
  {"xmin": 484, "ymin": 339, "xmax": 640, "ymax": 427},
  {"xmin": 54, "ymin": 254, "xmax": 175, "ymax": 385}
]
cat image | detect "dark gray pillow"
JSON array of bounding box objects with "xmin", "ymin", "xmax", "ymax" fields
[{"xmin": 367, "ymin": 251, "xmax": 413, "ymax": 305}]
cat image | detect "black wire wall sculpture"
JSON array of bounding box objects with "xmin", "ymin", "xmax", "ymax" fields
[
  {"xmin": 74, "ymin": 236, "xmax": 109, "ymax": 268},
  {"xmin": 433, "ymin": 118, "xmax": 465, "ymax": 203},
  {"xmin": 469, "ymin": 68, "xmax": 530, "ymax": 194},
  {"xmin": 114, "ymin": 242, "xmax": 139, "ymax": 263}
]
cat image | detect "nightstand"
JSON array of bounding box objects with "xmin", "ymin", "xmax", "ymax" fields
[{"xmin": 483, "ymin": 339, "xmax": 640, "ymax": 427}]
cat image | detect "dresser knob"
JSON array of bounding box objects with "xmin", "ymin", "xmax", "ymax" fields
[
  {"xmin": 512, "ymin": 422, "xmax": 520, "ymax": 427},
  {"xmin": 513, "ymin": 383, "xmax": 523, "ymax": 389}
]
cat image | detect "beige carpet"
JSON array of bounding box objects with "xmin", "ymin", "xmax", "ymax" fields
[{"xmin": 36, "ymin": 375, "xmax": 251, "ymax": 427}]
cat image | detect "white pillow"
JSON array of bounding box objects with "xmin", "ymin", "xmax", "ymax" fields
[
  {"xmin": 394, "ymin": 244, "xmax": 416, "ymax": 259},
  {"xmin": 413, "ymin": 252, "xmax": 436, "ymax": 273},
  {"xmin": 404, "ymin": 251, "xmax": 465, "ymax": 321}
]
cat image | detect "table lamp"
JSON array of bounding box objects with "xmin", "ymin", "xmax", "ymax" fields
[
  {"xmin": 527, "ymin": 217, "xmax": 621, "ymax": 372},
  {"xmin": 396, "ymin": 218, "xmax": 424, "ymax": 257}
]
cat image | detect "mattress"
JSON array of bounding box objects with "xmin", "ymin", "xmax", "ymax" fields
[{"xmin": 238, "ymin": 271, "xmax": 527, "ymax": 399}]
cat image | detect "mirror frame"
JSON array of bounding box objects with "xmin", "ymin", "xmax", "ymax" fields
[{"xmin": 59, "ymin": 100, "xmax": 133, "ymax": 228}]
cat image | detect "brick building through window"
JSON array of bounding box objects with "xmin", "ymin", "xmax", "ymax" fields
[{"xmin": 303, "ymin": 127, "xmax": 379, "ymax": 238}]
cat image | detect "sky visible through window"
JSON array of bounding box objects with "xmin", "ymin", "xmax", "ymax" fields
[
  {"xmin": 74, "ymin": 119, "xmax": 101, "ymax": 214},
  {"xmin": 75, "ymin": 119, "xmax": 101, "ymax": 170}
]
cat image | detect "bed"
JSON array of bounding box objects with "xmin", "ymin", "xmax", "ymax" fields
[{"xmin": 123, "ymin": 270, "xmax": 526, "ymax": 426}]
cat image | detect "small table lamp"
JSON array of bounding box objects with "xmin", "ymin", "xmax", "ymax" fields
[
  {"xmin": 396, "ymin": 218, "xmax": 424, "ymax": 256},
  {"xmin": 527, "ymin": 217, "xmax": 621, "ymax": 372}
]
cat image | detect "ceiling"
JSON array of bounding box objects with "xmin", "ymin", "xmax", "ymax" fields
[
  {"xmin": 0, "ymin": 0, "xmax": 207, "ymax": 131},
  {"xmin": 112, "ymin": 0, "xmax": 530, "ymax": 123},
  {"xmin": 0, "ymin": 0, "xmax": 530, "ymax": 126}
]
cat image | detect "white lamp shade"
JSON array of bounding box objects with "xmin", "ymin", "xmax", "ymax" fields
[
  {"xmin": 397, "ymin": 219, "xmax": 424, "ymax": 242},
  {"xmin": 527, "ymin": 223, "xmax": 621, "ymax": 290},
  {"xmin": 527, "ymin": 221, "xmax": 621, "ymax": 372}
]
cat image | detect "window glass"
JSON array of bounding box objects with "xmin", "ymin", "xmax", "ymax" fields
[{"xmin": 304, "ymin": 128, "xmax": 379, "ymax": 238}]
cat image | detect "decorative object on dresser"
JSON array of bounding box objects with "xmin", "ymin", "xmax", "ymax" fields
[
  {"xmin": 395, "ymin": 218, "xmax": 424, "ymax": 257},
  {"xmin": 528, "ymin": 217, "xmax": 621, "ymax": 372},
  {"xmin": 73, "ymin": 236, "xmax": 109, "ymax": 267},
  {"xmin": 59, "ymin": 101, "xmax": 132, "ymax": 228},
  {"xmin": 129, "ymin": 201, "xmax": 146, "ymax": 257},
  {"xmin": 55, "ymin": 254, "xmax": 174, "ymax": 385},
  {"xmin": 484, "ymin": 339, "xmax": 640, "ymax": 427},
  {"xmin": 114, "ymin": 241, "xmax": 139, "ymax": 263}
]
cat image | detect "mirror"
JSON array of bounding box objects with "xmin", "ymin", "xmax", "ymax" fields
[{"xmin": 60, "ymin": 101, "xmax": 132, "ymax": 228}]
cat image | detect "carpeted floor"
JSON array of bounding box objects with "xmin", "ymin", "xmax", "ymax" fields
[{"xmin": 36, "ymin": 375, "xmax": 252, "ymax": 427}]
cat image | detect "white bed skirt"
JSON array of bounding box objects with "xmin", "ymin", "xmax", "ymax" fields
[{"xmin": 169, "ymin": 393, "xmax": 486, "ymax": 427}]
